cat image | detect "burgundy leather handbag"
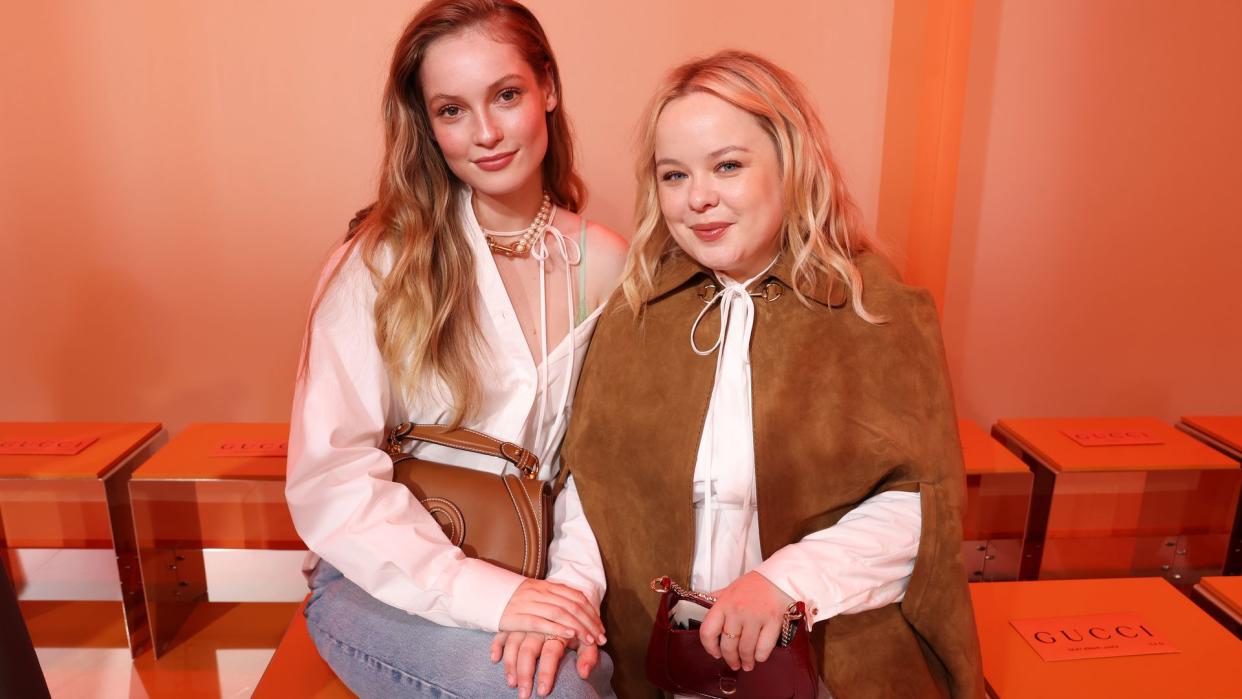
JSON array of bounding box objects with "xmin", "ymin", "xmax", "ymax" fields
[{"xmin": 645, "ymin": 576, "xmax": 819, "ymax": 699}]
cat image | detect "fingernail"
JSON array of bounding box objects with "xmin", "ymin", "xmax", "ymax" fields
[
  {"xmin": 744, "ymin": 665, "xmax": 753, "ymax": 672},
  {"xmin": 562, "ymin": 629, "xmax": 575, "ymax": 637},
  {"xmin": 538, "ymin": 684, "xmax": 547, "ymax": 696},
  {"xmin": 507, "ymin": 675, "xmax": 514, "ymax": 686},
  {"xmin": 585, "ymin": 635, "xmax": 594, "ymax": 645},
  {"xmin": 598, "ymin": 635, "xmax": 607, "ymax": 645}
]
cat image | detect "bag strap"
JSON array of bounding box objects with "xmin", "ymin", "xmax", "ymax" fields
[{"xmin": 386, "ymin": 423, "xmax": 541, "ymax": 479}]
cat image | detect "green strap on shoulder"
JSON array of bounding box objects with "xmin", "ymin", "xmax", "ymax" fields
[{"xmin": 576, "ymin": 218, "xmax": 589, "ymax": 325}]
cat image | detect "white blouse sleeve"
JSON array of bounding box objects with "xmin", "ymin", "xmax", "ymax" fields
[
  {"xmin": 286, "ymin": 245, "xmax": 525, "ymax": 631},
  {"xmin": 544, "ymin": 474, "xmax": 607, "ymax": 611},
  {"xmin": 753, "ymin": 490, "xmax": 921, "ymax": 626}
]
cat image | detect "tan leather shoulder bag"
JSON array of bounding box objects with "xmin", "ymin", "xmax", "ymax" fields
[{"xmin": 386, "ymin": 422, "xmax": 551, "ymax": 579}]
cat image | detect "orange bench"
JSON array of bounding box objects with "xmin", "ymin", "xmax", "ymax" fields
[
  {"xmin": 129, "ymin": 423, "xmax": 305, "ymax": 657},
  {"xmin": 0, "ymin": 421, "xmax": 164, "ymax": 657},
  {"xmin": 1178, "ymin": 416, "xmax": 1242, "ymax": 574},
  {"xmin": 1193, "ymin": 575, "xmax": 1242, "ymax": 639},
  {"xmin": 992, "ymin": 417, "xmax": 1240, "ymax": 583},
  {"xmin": 971, "ymin": 577, "xmax": 1242, "ymax": 698},
  {"xmin": 959, "ymin": 420, "xmax": 1032, "ymax": 582},
  {"xmin": 253, "ymin": 599, "xmax": 353, "ymax": 698}
]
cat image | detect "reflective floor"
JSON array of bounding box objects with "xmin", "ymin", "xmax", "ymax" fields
[
  {"xmin": 25, "ymin": 599, "xmax": 298, "ymax": 698},
  {"xmin": 9, "ymin": 543, "xmax": 308, "ymax": 698}
]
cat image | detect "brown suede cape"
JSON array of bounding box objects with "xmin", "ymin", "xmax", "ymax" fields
[{"xmin": 561, "ymin": 250, "xmax": 984, "ymax": 698}]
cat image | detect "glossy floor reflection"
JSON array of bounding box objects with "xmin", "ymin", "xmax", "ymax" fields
[{"xmin": 24, "ymin": 600, "xmax": 298, "ymax": 698}]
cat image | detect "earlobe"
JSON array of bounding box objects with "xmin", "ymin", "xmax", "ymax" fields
[{"xmin": 543, "ymin": 67, "xmax": 558, "ymax": 113}]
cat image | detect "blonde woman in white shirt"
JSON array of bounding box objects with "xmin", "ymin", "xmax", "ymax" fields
[
  {"xmin": 557, "ymin": 51, "xmax": 983, "ymax": 697},
  {"xmin": 286, "ymin": 2, "xmax": 626, "ymax": 698}
]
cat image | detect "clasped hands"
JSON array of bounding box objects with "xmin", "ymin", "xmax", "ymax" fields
[
  {"xmin": 493, "ymin": 578, "xmax": 605, "ymax": 699},
  {"xmin": 492, "ymin": 572, "xmax": 792, "ymax": 698}
]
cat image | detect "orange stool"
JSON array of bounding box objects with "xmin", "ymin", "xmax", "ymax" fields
[
  {"xmin": 129, "ymin": 423, "xmax": 304, "ymax": 657},
  {"xmin": 0, "ymin": 421, "xmax": 163, "ymax": 656},
  {"xmin": 1178, "ymin": 416, "xmax": 1242, "ymax": 574},
  {"xmin": 993, "ymin": 417, "xmax": 1240, "ymax": 584},
  {"xmin": 971, "ymin": 577, "xmax": 1242, "ymax": 698},
  {"xmin": 1194, "ymin": 575, "xmax": 1242, "ymax": 639},
  {"xmin": 253, "ymin": 598, "xmax": 353, "ymax": 698},
  {"xmin": 959, "ymin": 420, "xmax": 1032, "ymax": 582}
]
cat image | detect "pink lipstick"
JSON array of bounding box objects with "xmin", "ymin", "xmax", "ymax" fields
[
  {"xmin": 473, "ymin": 150, "xmax": 517, "ymax": 172},
  {"xmin": 690, "ymin": 221, "xmax": 733, "ymax": 243}
]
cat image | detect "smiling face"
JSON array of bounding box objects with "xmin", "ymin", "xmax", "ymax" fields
[
  {"xmin": 419, "ymin": 28, "xmax": 556, "ymax": 198},
  {"xmin": 653, "ymin": 91, "xmax": 785, "ymax": 281}
]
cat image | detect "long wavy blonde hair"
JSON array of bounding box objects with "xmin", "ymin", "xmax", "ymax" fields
[
  {"xmin": 622, "ymin": 50, "xmax": 882, "ymax": 322},
  {"xmin": 303, "ymin": 0, "xmax": 584, "ymax": 426}
]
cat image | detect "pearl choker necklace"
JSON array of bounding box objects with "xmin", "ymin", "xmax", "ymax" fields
[{"xmin": 483, "ymin": 193, "xmax": 553, "ymax": 258}]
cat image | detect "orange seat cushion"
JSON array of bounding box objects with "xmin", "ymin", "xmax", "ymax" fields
[{"xmin": 253, "ymin": 599, "xmax": 353, "ymax": 698}]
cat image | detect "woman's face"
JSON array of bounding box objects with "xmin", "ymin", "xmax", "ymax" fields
[
  {"xmin": 420, "ymin": 29, "xmax": 555, "ymax": 198},
  {"xmin": 654, "ymin": 92, "xmax": 785, "ymax": 280}
]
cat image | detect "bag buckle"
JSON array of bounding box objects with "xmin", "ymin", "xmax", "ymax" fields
[{"xmin": 387, "ymin": 422, "xmax": 414, "ymax": 456}]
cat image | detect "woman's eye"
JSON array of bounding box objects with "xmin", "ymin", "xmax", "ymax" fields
[
  {"xmin": 717, "ymin": 160, "xmax": 743, "ymax": 173},
  {"xmin": 438, "ymin": 105, "xmax": 462, "ymax": 118},
  {"xmin": 498, "ymin": 88, "xmax": 521, "ymax": 103},
  {"xmin": 660, "ymin": 170, "xmax": 687, "ymax": 182}
]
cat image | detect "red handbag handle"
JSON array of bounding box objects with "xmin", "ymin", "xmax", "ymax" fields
[{"xmin": 386, "ymin": 422, "xmax": 540, "ymax": 479}]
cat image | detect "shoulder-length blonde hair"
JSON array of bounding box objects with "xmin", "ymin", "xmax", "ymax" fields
[
  {"xmin": 622, "ymin": 50, "xmax": 882, "ymax": 323},
  {"xmin": 303, "ymin": 0, "xmax": 584, "ymax": 426}
]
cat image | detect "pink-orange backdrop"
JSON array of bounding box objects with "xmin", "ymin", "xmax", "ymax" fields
[
  {"xmin": 1, "ymin": 1, "xmax": 1239, "ymax": 433},
  {"xmin": 0, "ymin": 1, "xmax": 893, "ymax": 433},
  {"xmin": 940, "ymin": 0, "xmax": 1242, "ymax": 426}
]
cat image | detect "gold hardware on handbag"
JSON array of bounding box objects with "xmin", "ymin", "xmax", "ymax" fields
[
  {"xmin": 386, "ymin": 422, "xmax": 551, "ymax": 578},
  {"xmin": 645, "ymin": 576, "xmax": 819, "ymax": 699}
]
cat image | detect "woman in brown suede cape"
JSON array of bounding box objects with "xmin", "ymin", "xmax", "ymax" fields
[{"xmin": 560, "ymin": 51, "xmax": 984, "ymax": 698}]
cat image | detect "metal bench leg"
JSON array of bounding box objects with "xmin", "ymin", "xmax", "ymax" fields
[{"xmin": 0, "ymin": 556, "xmax": 50, "ymax": 699}]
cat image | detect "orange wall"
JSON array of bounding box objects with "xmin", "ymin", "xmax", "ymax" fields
[
  {"xmin": 0, "ymin": 2, "xmax": 894, "ymax": 433},
  {"xmin": 941, "ymin": 0, "xmax": 1242, "ymax": 426},
  {"xmin": 877, "ymin": 0, "xmax": 974, "ymax": 310},
  {"xmin": 9, "ymin": 2, "xmax": 1235, "ymax": 435}
]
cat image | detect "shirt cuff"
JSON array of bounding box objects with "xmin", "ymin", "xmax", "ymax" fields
[
  {"xmin": 447, "ymin": 558, "xmax": 527, "ymax": 631},
  {"xmin": 544, "ymin": 572, "xmax": 603, "ymax": 613},
  {"xmin": 753, "ymin": 548, "xmax": 835, "ymax": 626}
]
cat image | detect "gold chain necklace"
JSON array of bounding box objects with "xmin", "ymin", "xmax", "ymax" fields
[{"xmin": 483, "ymin": 192, "xmax": 553, "ymax": 258}]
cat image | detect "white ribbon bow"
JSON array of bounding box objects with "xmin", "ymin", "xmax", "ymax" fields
[{"xmin": 689, "ymin": 256, "xmax": 779, "ymax": 590}]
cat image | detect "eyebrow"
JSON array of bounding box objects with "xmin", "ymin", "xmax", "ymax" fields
[
  {"xmin": 654, "ymin": 145, "xmax": 751, "ymax": 168},
  {"xmin": 427, "ymin": 73, "xmax": 525, "ymax": 105}
]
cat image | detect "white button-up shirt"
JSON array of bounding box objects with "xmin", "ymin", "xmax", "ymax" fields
[
  {"xmin": 287, "ymin": 195, "xmax": 606, "ymax": 632},
  {"xmin": 686, "ymin": 267, "xmax": 923, "ymax": 626}
]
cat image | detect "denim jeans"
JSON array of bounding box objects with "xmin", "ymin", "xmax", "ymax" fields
[{"xmin": 305, "ymin": 560, "xmax": 616, "ymax": 699}]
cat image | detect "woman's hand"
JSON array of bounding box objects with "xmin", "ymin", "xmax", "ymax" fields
[
  {"xmin": 699, "ymin": 571, "xmax": 794, "ymax": 672},
  {"xmin": 491, "ymin": 630, "xmax": 601, "ymax": 698},
  {"xmin": 498, "ymin": 579, "xmax": 606, "ymax": 646}
]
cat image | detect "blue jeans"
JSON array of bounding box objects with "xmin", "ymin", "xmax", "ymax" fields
[{"xmin": 305, "ymin": 560, "xmax": 616, "ymax": 699}]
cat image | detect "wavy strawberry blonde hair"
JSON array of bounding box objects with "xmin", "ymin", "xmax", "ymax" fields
[
  {"xmin": 301, "ymin": 0, "xmax": 584, "ymax": 426},
  {"xmin": 622, "ymin": 50, "xmax": 882, "ymax": 323}
]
